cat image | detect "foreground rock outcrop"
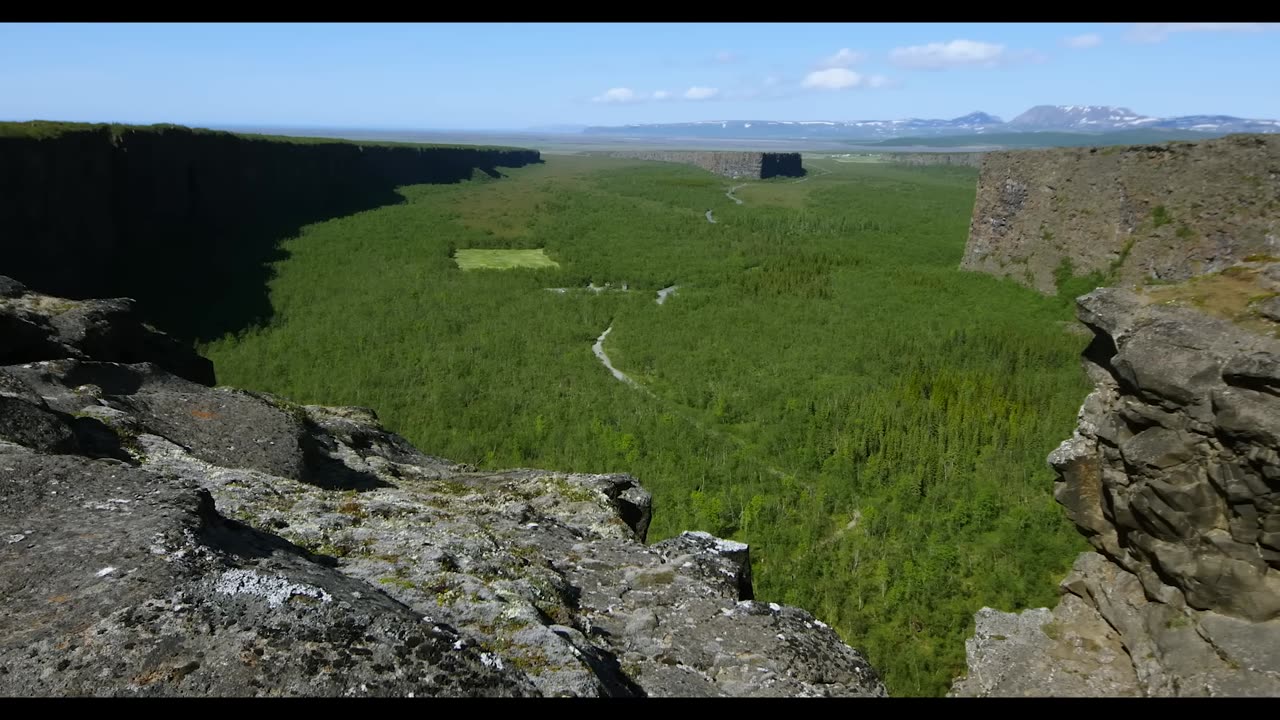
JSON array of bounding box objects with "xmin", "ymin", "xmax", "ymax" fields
[
  {"xmin": 952, "ymin": 278, "xmax": 1280, "ymax": 696},
  {"xmin": 962, "ymin": 133, "xmax": 1280, "ymax": 294},
  {"xmin": 595, "ymin": 151, "xmax": 804, "ymax": 179},
  {"xmin": 0, "ymin": 278, "xmax": 885, "ymax": 697}
]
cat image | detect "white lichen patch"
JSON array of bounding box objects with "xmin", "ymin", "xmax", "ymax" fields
[
  {"xmin": 214, "ymin": 569, "xmax": 333, "ymax": 608},
  {"xmin": 1048, "ymin": 433, "xmax": 1096, "ymax": 467},
  {"xmin": 683, "ymin": 531, "xmax": 748, "ymax": 554}
]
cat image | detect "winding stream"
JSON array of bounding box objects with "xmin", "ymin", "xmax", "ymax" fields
[
  {"xmin": 725, "ymin": 183, "xmax": 748, "ymax": 204},
  {"xmin": 705, "ymin": 209, "xmax": 717, "ymax": 224},
  {"xmin": 656, "ymin": 285, "xmax": 678, "ymax": 305},
  {"xmin": 592, "ymin": 326, "xmax": 643, "ymax": 390}
]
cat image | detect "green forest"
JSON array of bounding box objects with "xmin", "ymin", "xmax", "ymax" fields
[{"xmin": 202, "ymin": 154, "xmax": 1093, "ymax": 696}]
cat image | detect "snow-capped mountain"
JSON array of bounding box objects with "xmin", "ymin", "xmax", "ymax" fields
[
  {"xmin": 1149, "ymin": 115, "xmax": 1280, "ymax": 133},
  {"xmin": 582, "ymin": 112, "xmax": 1006, "ymax": 140},
  {"xmin": 1007, "ymin": 105, "xmax": 1161, "ymax": 130},
  {"xmin": 581, "ymin": 106, "xmax": 1279, "ymax": 140}
]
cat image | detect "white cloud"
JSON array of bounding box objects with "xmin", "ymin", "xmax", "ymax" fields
[
  {"xmin": 867, "ymin": 74, "xmax": 892, "ymax": 88},
  {"xmin": 889, "ymin": 39, "xmax": 1007, "ymax": 69},
  {"xmin": 651, "ymin": 90, "xmax": 671, "ymax": 100},
  {"xmin": 801, "ymin": 68, "xmax": 865, "ymax": 90},
  {"xmin": 1128, "ymin": 23, "xmax": 1273, "ymax": 43},
  {"xmin": 591, "ymin": 87, "xmax": 640, "ymax": 104},
  {"xmin": 683, "ymin": 86, "xmax": 720, "ymax": 100},
  {"xmin": 1062, "ymin": 33, "xmax": 1103, "ymax": 49},
  {"xmin": 818, "ymin": 48, "xmax": 866, "ymax": 68},
  {"xmin": 713, "ymin": 50, "xmax": 738, "ymax": 64}
]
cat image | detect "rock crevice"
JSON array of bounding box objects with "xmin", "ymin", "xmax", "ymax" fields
[{"xmin": 953, "ymin": 286, "xmax": 1280, "ymax": 697}]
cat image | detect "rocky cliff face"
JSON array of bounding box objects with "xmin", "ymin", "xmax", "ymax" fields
[
  {"xmin": 0, "ymin": 123, "xmax": 541, "ymax": 342},
  {"xmin": 597, "ymin": 151, "xmax": 803, "ymax": 179},
  {"xmin": 952, "ymin": 271, "xmax": 1280, "ymax": 696},
  {"xmin": 961, "ymin": 134, "xmax": 1280, "ymax": 295},
  {"xmin": 0, "ymin": 277, "xmax": 885, "ymax": 697}
]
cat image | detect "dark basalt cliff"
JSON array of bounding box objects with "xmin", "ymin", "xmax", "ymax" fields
[
  {"xmin": 596, "ymin": 151, "xmax": 804, "ymax": 179},
  {"xmin": 0, "ymin": 277, "xmax": 886, "ymax": 698},
  {"xmin": 953, "ymin": 134, "xmax": 1280, "ymax": 697},
  {"xmin": 0, "ymin": 123, "xmax": 541, "ymax": 343},
  {"xmin": 961, "ymin": 134, "xmax": 1280, "ymax": 295}
]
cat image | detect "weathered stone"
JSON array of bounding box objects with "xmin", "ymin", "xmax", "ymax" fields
[
  {"xmin": 1213, "ymin": 386, "xmax": 1280, "ymax": 446},
  {"xmin": 0, "ymin": 277, "xmax": 214, "ymax": 385},
  {"xmin": 957, "ymin": 278, "xmax": 1280, "ymax": 696},
  {"xmin": 949, "ymin": 601, "xmax": 1139, "ymax": 697},
  {"xmin": 0, "ymin": 275, "xmax": 26, "ymax": 298},
  {"xmin": 1113, "ymin": 341, "xmax": 1221, "ymax": 407},
  {"xmin": 1120, "ymin": 427, "xmax": 1197, "ymax": 471},
  {"xmin": 1198, "ymin": 612, "xmax": 1280, "ymax": 675},
  {"xmin": 0, "ymin": 396, "xmax": 79, "ymax": 454},
  {"xmin": 0, "ymin": 446, "xmax": 538, "ymax": 697},
  {"xmin": 1223, "ymin": 350, "xmax": 1280, "ymax": 395}
]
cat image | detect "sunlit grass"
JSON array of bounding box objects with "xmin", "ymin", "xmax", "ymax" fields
[{"xmin": 453, "ymin": 248, "xmax": 560, "ymax": 270}]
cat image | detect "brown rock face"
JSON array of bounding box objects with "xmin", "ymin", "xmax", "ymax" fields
[
  {"xmin": 962, "ymin": 134, "xmax": 1280, "ymax": 294},
  {"xmin": 1055, "ymin": 289, "xmax": 1280, "ymax": 620},
  {"xmin": 953, "ymin": 285, "xmax": 1280, "ymax": 697},
  {"xmin": 596, "ymin": 151, "xmax": 803, "ymax": 179}
]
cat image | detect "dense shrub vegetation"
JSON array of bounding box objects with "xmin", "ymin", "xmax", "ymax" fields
[{"xmin": 203, "ymin": 154, "xmax": 1091, "ymax": 695}]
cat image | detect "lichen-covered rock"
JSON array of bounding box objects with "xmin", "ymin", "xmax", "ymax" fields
[
  {"xmin": 0, "ymin": 276, "xmax": 213, "ymax": 385},
  {"xmin": 0, "ymin": 284, "xmax": 884, "ymax": 698},
  {"xmin": 953, "ymin": 284, "xmax": 1280, "ymax": 697},
  {"xmin": 0, "ymin": 444, "xmax": 537, "ymax": 697}
]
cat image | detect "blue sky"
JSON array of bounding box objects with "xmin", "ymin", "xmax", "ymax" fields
[{"xmin": 2, "ymin": 23, "xmax": 1277, "ymax": 129}]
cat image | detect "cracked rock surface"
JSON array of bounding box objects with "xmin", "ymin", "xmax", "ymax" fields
[{"xmin": 953, "ymin": 285, "xmax": 1280, "ymax": 697}]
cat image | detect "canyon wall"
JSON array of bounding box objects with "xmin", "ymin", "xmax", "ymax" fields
[
  {"xmin": 597, "ymin": 150, "xmax": 804, "ymax": 179},
  {"xmin": 961, "ymin": 134, "xmax": 1280, "ymax": 295},
  {"xmin": 953, "ymin": 132, "xmax": 1280, "ymax": 697},
  {"xmin": 0, "ymin": 122, "xmax": 541, "ymax": 342}
]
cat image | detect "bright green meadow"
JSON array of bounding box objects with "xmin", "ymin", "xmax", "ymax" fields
[
  {"xmin": 202, "ymin": 153, "xmax": 1093, "ymax": 696},
  {"xmin": 453, "ymin": 247, "xmax": 560, "ymax": 270}
]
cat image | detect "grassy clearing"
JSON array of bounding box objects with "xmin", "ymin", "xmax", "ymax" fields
[
  {"xmin": 454, "ymin": 248, "xmax": 560, "ymax": 271},
  {"xmin": 1139, "ymin": 263, "xmax": 1280, "ymax": 335},
  {"xmin": 203, "ymin": 154, "xmax": 1089, "ymax": 696}
]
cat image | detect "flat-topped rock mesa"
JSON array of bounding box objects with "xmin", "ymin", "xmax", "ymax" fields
[
  {"xmin": 0, "ymin": 121, "xmax": 542, "ymax": 343},
  {"xmin": 961, "ymin": 134, "xmax": 1280, "ymax": 295},
  {"xmin": 596, "ymin": 150, "xmax": 803, "ymax": 179},
  {"xmin": 0, "ymin": 276, "xmax": 886, "ymax": 698}
]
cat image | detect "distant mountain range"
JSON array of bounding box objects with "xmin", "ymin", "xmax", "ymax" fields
[{"xmin": 580, "ymin": 106, "xmax": 1280, "ymax": 142}]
